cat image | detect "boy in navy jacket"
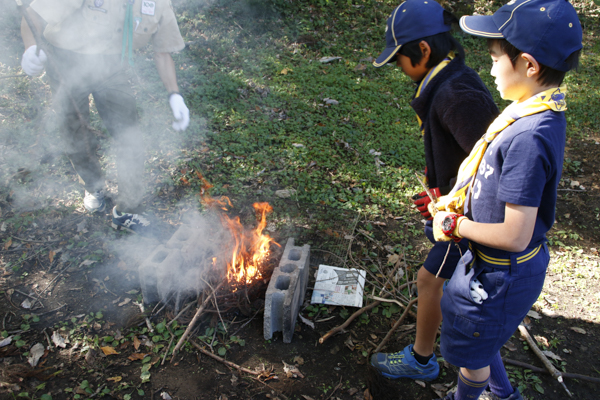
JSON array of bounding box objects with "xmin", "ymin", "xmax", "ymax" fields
[
  {"xmin": 370, "ymin": 0, "xmax": 498, "ymax": 381},
  {"xmin": 431, "ymin": 0, "xmax": 582, "ymax": 399}
]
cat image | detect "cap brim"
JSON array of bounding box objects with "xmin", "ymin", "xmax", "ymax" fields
[
  {"xmin": 460, "ymin": 15, "xmax": 503, "ymax": 38},
  {"xmin": 373, "ymin": 45, "xmax": 401, "ymax": 68}
]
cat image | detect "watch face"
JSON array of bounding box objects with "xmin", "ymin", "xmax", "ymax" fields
[{"xmin": 442, "ymin": 216, "xmax": 454, "ymax": 233}]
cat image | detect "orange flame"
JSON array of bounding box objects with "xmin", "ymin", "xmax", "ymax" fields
[{"xmin": 198, "ymin": 172, "xmax": 279, "ymax": 285}]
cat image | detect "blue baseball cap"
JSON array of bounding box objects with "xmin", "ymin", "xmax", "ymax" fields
[
  {"xmin": 460, "ymin": 0, "xmax": 582, "ymax": 72},
  {"xmin": 373, "ymin": 0, "xmax": 451, "ymax": 68}
]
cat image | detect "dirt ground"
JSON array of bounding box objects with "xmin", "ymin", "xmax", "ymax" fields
[{"xmin": 1, "ymin": 131, "xmax": 600, "ymax": 400}]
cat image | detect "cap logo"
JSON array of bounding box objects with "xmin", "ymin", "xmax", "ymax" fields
[
  {"xmin": 507, "ymin": 0, "xmax": 516, "ymax": 4},
  {"xmin": 540, "ymin": 7, "xmax": 546, "ymax": 11}
]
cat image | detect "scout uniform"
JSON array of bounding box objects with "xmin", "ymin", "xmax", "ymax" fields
[{"xmin": 29, "ymin": 0, "xmax": 184, "ymax": 213}]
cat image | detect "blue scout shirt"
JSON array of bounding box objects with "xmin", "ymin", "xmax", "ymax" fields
[{"xmin": 465, "ymin": 109, "xmax": 566, "ymax": 249}]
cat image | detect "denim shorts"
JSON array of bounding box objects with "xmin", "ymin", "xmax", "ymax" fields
[
  {"xmin": 423, "ymin": 220, "xmax": 469, "ymax": 280},
  {"xmin": 440, "ymin": 242, "xmax": 549, "ymax": 369}
]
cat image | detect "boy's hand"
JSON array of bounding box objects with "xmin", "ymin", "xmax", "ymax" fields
[
  {"xmin": 432, "ymin": 211, "xmax": 466, "ymax": 242},
  {"xmin": 21, "ymin": 45, "xmax": 47, "ymax": 76},
  {"xmin": 412, "ymin": 187, "xmax": 442, "ymax": 220}
]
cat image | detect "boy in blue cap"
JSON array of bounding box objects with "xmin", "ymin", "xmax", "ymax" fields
[
  {"xmin": 430, "ymin": 0, "xmax": 582, "ymax": 399},
  {"xmin": 370, "ymin": 0, "xmax": 498, "ymax": 381}
]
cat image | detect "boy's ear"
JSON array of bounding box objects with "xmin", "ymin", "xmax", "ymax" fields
[
  {"xmin": 419, "ymin": 41, "xmax": 431, "ymax": 64},
  {"xmin": 521, "ymin": 53, "xmax": 540, "ymax": 78}
]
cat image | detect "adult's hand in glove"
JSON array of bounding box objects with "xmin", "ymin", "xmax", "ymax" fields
[
  {"xmin": 169, "ymin": 93, "xmax": 190, "ymax": 131},
  {"xmin": 21, "ymin": 45, "xmax": 47, "ymax": 76},
  {"xmin": 412, "ymin": 187, "xmax": 442, "ymax": 220}
]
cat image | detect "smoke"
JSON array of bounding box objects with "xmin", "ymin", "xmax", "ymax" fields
[{"xmin": 109, "ymin": 208, "xmax": 234, "ymax": 307}]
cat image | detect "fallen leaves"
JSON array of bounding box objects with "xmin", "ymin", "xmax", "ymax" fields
[{"xmin": 100, "ymin": 346, "xmax": 119, "ymax": 356}]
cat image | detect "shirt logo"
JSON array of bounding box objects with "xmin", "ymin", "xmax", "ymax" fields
[{"xmin": 141, "ymin": 1, "xmax": 156, "ymax": 16}]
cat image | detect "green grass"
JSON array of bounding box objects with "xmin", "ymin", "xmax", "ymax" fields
[{"xmin": 1, "ymin": 0, "xmax": 598, "ymax": 218}]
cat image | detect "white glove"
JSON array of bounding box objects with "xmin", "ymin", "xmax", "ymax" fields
[
  {"xmin": 169, "ymin": 93, "xmax": 190, "ymax": 131},
  {"xmin": 21, "ymin": 45, "xmax": 47, "ymax": 76}
]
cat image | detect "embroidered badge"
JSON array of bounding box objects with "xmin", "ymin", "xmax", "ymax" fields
[{"xmin": 141, "ymin": 0, "xmax": 156, "ymax": 16}]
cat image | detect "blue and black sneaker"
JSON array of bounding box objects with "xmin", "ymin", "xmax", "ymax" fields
[
  {"xmin": 111, "ymin": 206, "xmax": 152, "ymax": 236},
  {"xmin": 370, "ymin": 344, "xmax": 439, "ymax": 380},
  {"xmin": 83, "ymin": 190, "xmax": 106, "ymax": 213}
]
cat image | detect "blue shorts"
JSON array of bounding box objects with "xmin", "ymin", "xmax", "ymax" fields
[
  {"xmin": 440, "ymin": 242, "xmax": 549, "ymax": 370},
  {"xmin": 423, "ymin": 220, "xmax": 469, "ymax": 280}
]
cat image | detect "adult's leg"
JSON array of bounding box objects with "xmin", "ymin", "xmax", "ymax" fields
[
  {"xmin": 413, "ymin": 266, "xmax": 445, "ymax": 358},
  {"xmin": 93, "ymin": 65, "xmax": 145, "ymax": 213},
  {"xmin": 47, "ymin": 48, "xmax": 104, "ymax": 193}
]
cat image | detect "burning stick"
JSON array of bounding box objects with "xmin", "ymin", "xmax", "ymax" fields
[
  {"xmin": 518, "ymin": 324, "xmax": 572, "ymax": 397},
  {"xmin": 171, "ymin": 280, "xmax": 225, "ymax": 358}
]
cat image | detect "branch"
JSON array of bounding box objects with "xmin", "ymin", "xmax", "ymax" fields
[
  {"xmin": 518, "ymin": 324, "xmax": 572, "ymax": 397},
  {"xmin": 319, "ymin": 298, "xmax": 383, "ymax": 344},
  {"xmin": 374, "ymin": 297, "xmax": 418, "ymax": 353}
]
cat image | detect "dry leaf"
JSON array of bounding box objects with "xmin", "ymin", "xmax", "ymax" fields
[
  {"xmin": 52, "ymin": 331, "xmax": 67, "ymax": 348},
  {"xmin": 100, "ymin": 346, "xmax": 118, "ymax": 356},
  {"xmin": 301, "ymin": 396, "xmax": 315, "ymax": 400},
  {"xmin": 527, "ymin": 310, "xmax": 541, "ymax": 319},
  {"xmin": 4, "ymin": 238, "xmax": 12, "ymax": 250},
  {"xmin": 431, "ymin": 383, "xmax": 448, "ymax": 391},
  {"xmin": 414, "ymin": 380, "xmax": 426, "ymax": 388},
  {"xmin": 534, "ymin": 335, "xmax": 549, "ymax": 347},
  {"xmin": 570, "ymin": 327, "xmax": 586, "ymax": 334},
  {"xmin": 107, "ymin": 376, "xmax": 122, "ymax": 382},
  {"xmin": 118, "ymin": 298, "xmax": 131, "ymax": 307},
  {"xmin": 503, "ymin": 341, "xmax": 517, "ymax": 352},
  {"xmin": 49, "ymin": 250, "xmax": 56, "ymax": 263},
  {"xmin": 280, "ymin": 68, "xmax": 292, "ymax": 75},
  {"xmin": 128, "ymin": 353, "xmax": 148, "ymax": 361},
  {"xmin": 133, "ymin": 336, "xmax": 141, "ymax": 350},
  {"xmin": 28, "ymin": 343, "xmax": 45, "ymax": 367},
  {"xmin": 293, "ymin": 356, "xmax": 304, "ymax": 365}
]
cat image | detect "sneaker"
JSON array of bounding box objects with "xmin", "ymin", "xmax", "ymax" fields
[
  {"xmin": 84, "ymin": 190, "xmax": 106, "ymax": 213},
  {"xmin": 480, "ymin": 388, "xmax": 524, "ymax": 400},
  {"xmin": 370, "ymin": 344, "xmax": 440, "ymax": 380},
  {"xmin": 111, "ymin": 206, "xmax": 152, "ymax": 235}
]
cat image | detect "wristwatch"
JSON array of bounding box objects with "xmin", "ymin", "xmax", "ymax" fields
[{"xmin": 442, "ymin": 213, "xmax": 464, "ymax": 241}]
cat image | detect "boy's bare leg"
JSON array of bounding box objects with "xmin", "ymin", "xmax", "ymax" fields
[
  {"xmin": 412, "ymin": 267, "xmax": 445, "ymax": 357},
  {"xmin": 461, "ymin": 366, "xmax": 490, "ymax": 382}
]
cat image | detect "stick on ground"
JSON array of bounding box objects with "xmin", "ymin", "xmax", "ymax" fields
[
  {"xmin": 319, "ymin": 299, "xmax": 383, "ymax": 344},
  {"xmin": 518, "ymin": 324, "xmax": 572, "ymax": 397},
  {"xmin": 374, "ymin": 297, "xmax": 418, "ymax": 353},
  {"xmin": 171, "ymin": 280, "xmax": 225, "ymax": 358}
]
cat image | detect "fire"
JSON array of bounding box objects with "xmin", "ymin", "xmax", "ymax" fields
[{"xmin": 197, "ymin": 172, "xmax": 279, "ymax": 285}]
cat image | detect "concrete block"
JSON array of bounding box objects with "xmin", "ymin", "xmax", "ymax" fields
[
  {"xmin": 139, "ymin": 245, "xmax": 183, "ymax": 304},
  {"xmin": 264, "ymin": 237, "xmax": 310, "ymax": 343}
]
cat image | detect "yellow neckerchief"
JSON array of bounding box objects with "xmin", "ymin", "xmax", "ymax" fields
[
  {"xmin": 415, "ymin": 53, "xmax": 454, "ymax": 134},
  {"xmin": 434, "ymin": 86, "xmax": 568, "ymax": 214}
]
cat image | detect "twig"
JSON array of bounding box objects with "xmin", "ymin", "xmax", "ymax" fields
[
  {"xmin": 190, "ymin": 339, "xmax": 260, "ymax": 375},
  {"xmin": 343, "ymin": 212, "xmax": 361, "ymax": 267},
  {"xmin": 325, "ymin": 376, "xmax": 343, "ymax": 400},
  {"xmin": 0, "ymin": 74, "xmax": 26, "ymax": 79},
  {"xmin": 171, "ymin": 280, "xmax": 225, "ymax": 357},
  {"xmin": 13, "ymin": 289, "xmax": 43, "ymax": 308},
  {"xmin": 12, "ymin": 236, "xmax": 60, "ymax": 243},
  {"xmin": 503, "ymin": 358, "xmax": 600, "ymax": 384},
  {"xmin": 36, "ymin": 303, "xmax": 66, "ymax": 316},
  {"xmin": 42, "ymin": 328, "xmax": 52, "ymax": 349},
  {"xmin": 167, "ymin": 300, "xmax": 194, "ymax": 326},
  {"xmin": 319, "ymin": 297, "xmax": 386, "ymax": 344},
  {"xmin": 38, "ymin": 262, "xmax": 71, "ymax": 296},
  {"xmin": 374, "ymin": 297, "xmax": 418, "ymax": 353},
  {"xmin": 518, "ymin": 324, "xmax": 572, "ymax": 397},
  {"xmin": 162, "ymin": 330, "xmax": 175, "ymax": 366},
  {"xmin": 232, "ymin": 307, "xmax": 262, "ymax": 337},
  {"xmin": 201, "ymin": 277, "xmax": 227, "ymax": 333}
]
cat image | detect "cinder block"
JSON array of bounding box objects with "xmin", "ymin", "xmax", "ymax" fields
[
  {"xmin": 139, "ymin": 245, "xmax": 184, "ymax": 304},
  {"xmin": 264, "ymin": 237, "xmax": 310, "ymax": 343}
]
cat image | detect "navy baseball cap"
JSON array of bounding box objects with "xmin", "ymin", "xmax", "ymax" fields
[
  {"xmin": 373, "ymin": 0, "xmax": 451, "ymax": 68},
  {"xmin": 460, "ymin": 0, "xmax": 582, "ymax": 72}
]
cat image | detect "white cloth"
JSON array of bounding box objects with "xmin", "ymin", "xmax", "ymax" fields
[
  {"xmin": 169, "ymin": 93, "xmax": 189, "ymax": 131},
  {"xmin": 21, "ymin": 45, "xmax": 47, "ymax": 76}
]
